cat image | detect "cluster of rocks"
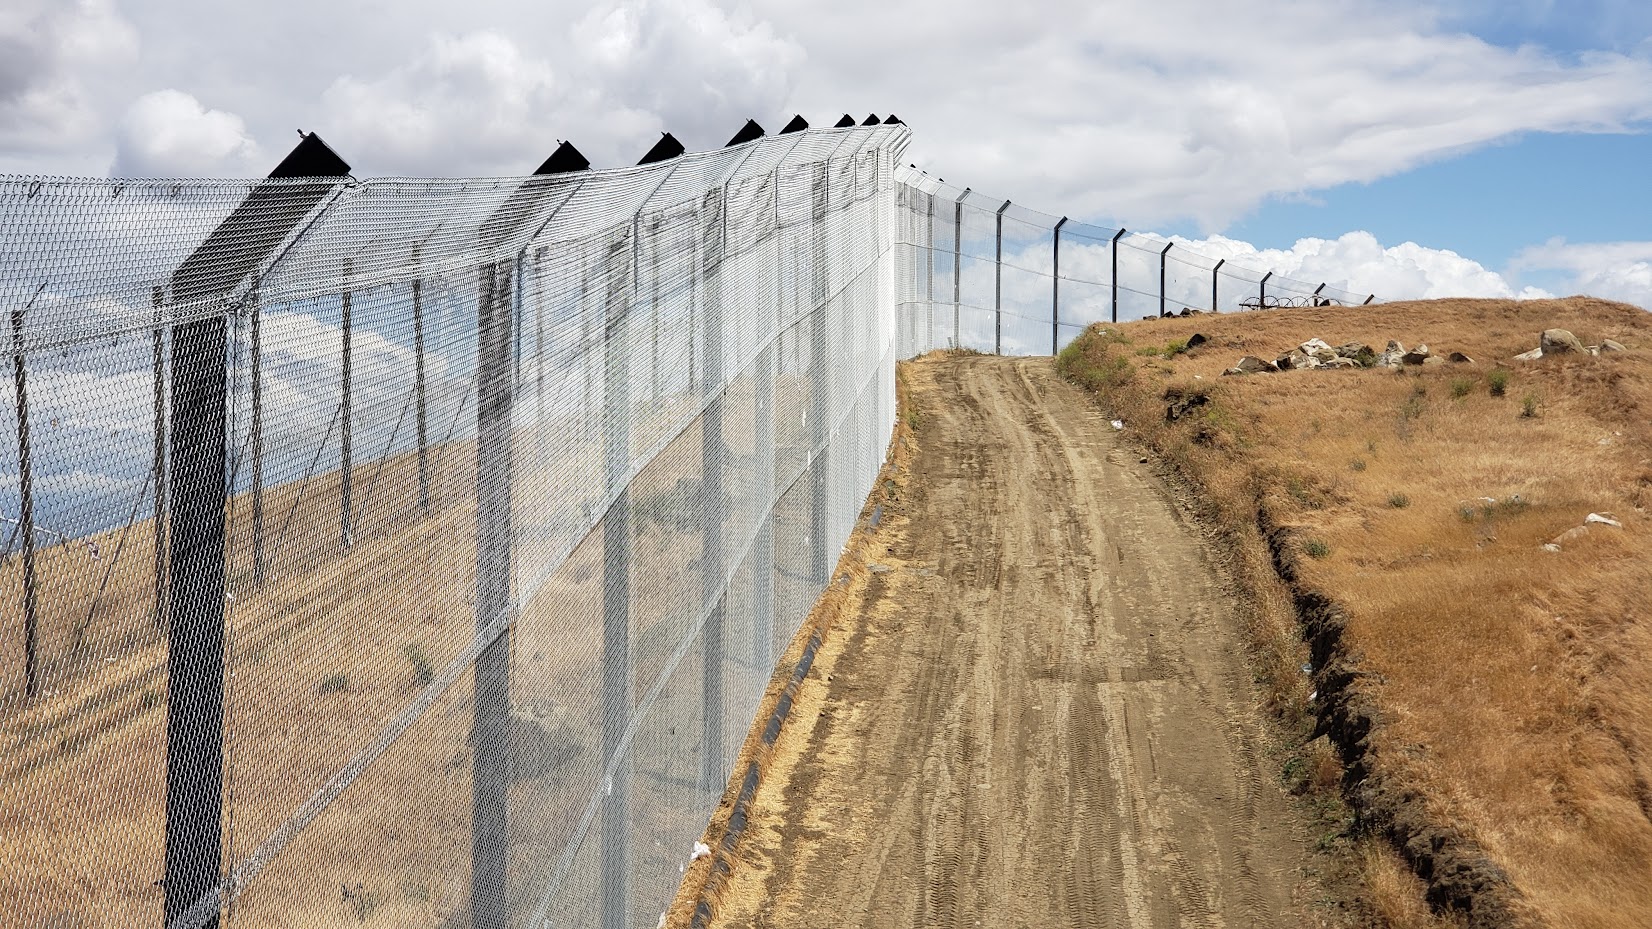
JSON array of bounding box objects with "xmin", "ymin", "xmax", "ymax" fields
[
  {"xmin": 1542, "ymin": 512, "xmax": 1624, "ymax": 553},
  {"xmin": 1512, "ymin": 328, "xmax": 1626, "ymax": 360},
  {"xmin": 1220, "ymin": 338, "xmax": 1472, "ymax": 376}
]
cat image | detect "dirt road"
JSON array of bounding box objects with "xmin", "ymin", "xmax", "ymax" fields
[{"xmin": 704, "ymin": 355, "xmax": 1316, "ymax": 929}]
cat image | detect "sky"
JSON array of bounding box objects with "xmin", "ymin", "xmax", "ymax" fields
[{"xmin": 2, "ymin": 0, "xmax": 1651, "ymax": 308}]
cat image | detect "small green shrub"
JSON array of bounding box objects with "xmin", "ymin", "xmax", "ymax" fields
[
  {"xmin": 1349, "ymin": 458, "xmax": 1367, "ymax": 472},
  {"xmin": 1487, "ymin": 368, "xmax": 1510, "ymax": 397},
  {"xmin": 1388, "ymin": 492, "xmax": 1410, "ymax": 509},
  {"xmin": 1520, "ymin": 393, "xmax": 1541, "ymax": 418},
  {"xmin": 317, "ymin": 673, "xmax": 350, "ymax": 695},
  {"xmin": 1450, "ymin": 378, "xmax": 1474, "ymax": 399},
  {"xmin": 1304, "ymin": 538, "xmax": 1331, "ymax": 559},
  {"xmin": 404, "ymin": 643, "xmax": 436, "ymax": 686}
]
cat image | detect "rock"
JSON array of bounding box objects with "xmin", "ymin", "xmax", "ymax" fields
[
  {"xmin": 1422, "ymin": 355, "xmax": 1446, "ymax": 366},
  {"xmin": 1540, "ymin": 328, "xmax": 1584, "ymax": 355},
  {"xmin": 1552, "ymin": 525, "xmax": 1590, "ymax": 546},
  {"xmin": 1602, "ymin": 339, "xmax": 1627, "ymax": 352},
  {"xmin": 1178, "ymin": 307, "xmax": 1194, "ymax": 317},
  {"xmin": 1322, "ymin": 357, "xmax": 1358, "ymax": 368},
  {"xmin": 1513, "ymin": 348, "xmax": 1543, "ymax": 361},
  {"xmin": 868, "ymin": 563, "xmax": 893, "ymax": 574},
  {"xmin": 1228, "ymin": 355, "xmax": 1277, "ymax": 374},
  {"xmin": 1585, "ymin": 512, "xmax": 1623, "ymax": 528},
  {"xmin": 1300, "ymin": 338, "xmax": 1335, "ymax": 355},
  {"xmin": 1186, "ymin": 332, "xmax": 1208, "ymax": 349},
  {"xmin": 1375, "ymin": 350, "xmax": 1405, "ymax": 368},
  {"xmin": 1541, "ymin": 543, "xmax": 1562, "ymax": 553},
  {"xmin": 1385, "ymin": 339, "xmax": 1406, "ymax": 354},
  {"xmin": 1276, "ymin": 350, "xmax": 1318, "ymax": 370},
  {"xmin": 1335, "ymin": 341, "xmax": 1368, "ymax": 359},
  {"xmin": 1164, "ymin": 386, "xmax": 1211, "ymax": 422},
  {"xmin": 1447, "ymin": 351, "xmax": 1474, "ymax": 363},
  {"xmin": 1401, "ymin": 344, "xmax": 1431, "ymax": 365}
]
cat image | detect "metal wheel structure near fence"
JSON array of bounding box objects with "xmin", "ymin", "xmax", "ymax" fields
[{"xmin": 2, "ymin": 118, "xmax": 1373, "ymax": 929}]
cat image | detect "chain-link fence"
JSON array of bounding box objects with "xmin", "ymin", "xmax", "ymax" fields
[
  {"xmin": 3, "ymin": 118, "xmax": 1375, "ymax": 928},
  {"xmin": 2, "ymin": 123, "xmax": 907, "ymax": 929},
  {"xmin": 893, "ymin": 173, "xmax": 1379, "ymax": 356}
]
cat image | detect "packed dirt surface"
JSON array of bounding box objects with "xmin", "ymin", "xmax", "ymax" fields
[{"xmin": 704, "ymin": 355, "xmax": 1318, "ymax": 928}]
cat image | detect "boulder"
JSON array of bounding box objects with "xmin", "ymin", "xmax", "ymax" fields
[
  {"xmin": 1322, "ymin": 357, "xmax": 1358, "ymax": 369},
  {"xmin": 1513, "ymin": 348, "xmax": 1543, "ymax": 362},
  {"xmin": 1585, "ymin": 512, "xmax": 1623, "ymax": 528},
  {"xmin": 1447, "ymin": 351, "xmax": 1475, "ymax": 364},
  {"xmin": 1422, "ymin": 356, "xmax": 1446, "ymax": 366},
  {"xmin": 1178, "ymin": 307, "xmax": 1194, "ymax": 317},
  {"xmin": 1224, "ymin": 355, "xmax": 1277, "ymax": 375},
  {"xmin": 1540, "ymin": 328, "xmax": 1584, "ymax": 355},
  {"xmin": 1602, "ymin": 339, "xmax": 1627, "ymax": 353},
  {"xmin": 1300, "ymin": 338, "xmax": 1335, "ymax": 355},
  {"xmin": 1386, "ymin": 339, "xmax": 1406, "ymax": 354},
  {"xmin": 1401, "ymin": 344, "xmax": 1431, "ymax": 365},
  {"xmin": 1186, "ymin": 332, "xmax": 1209, "ymax": 349}
]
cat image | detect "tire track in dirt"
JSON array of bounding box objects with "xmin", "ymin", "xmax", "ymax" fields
[{"xmin": 700, "ymin": 355, "xmax": 1317, "ymax": 929}]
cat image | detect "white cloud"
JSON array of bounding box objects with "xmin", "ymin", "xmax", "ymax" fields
[
  {"xmin": 318, "ymin": 1, "xmax": 801, "ymax": 176},
  {"xmin": 1511, "ymin": 239, "xmax": 1652, "ymax": 308},
  {"xmin": 110, "ymin": 89, "xmax": 262, "ymax": 177},
  {"xmin": 0, "ymin": 0, "xmax": 138, "ymax": 156}
]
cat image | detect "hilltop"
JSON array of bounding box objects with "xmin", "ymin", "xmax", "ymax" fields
[{"xmin": 1059, "ymin": 296, "xmax": 1652, "ymax": 928}]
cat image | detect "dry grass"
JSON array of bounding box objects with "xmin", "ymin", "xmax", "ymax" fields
[{"xmin": 1058, "ymin": 297, "xmax": 1652, "ymax": 928}]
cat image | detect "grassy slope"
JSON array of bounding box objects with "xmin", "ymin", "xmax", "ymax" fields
[{"xmin": 1057, "ymin": 297, "xmax": 1652, "ymax": 929}]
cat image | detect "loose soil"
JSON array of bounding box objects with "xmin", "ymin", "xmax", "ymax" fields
[{"xmin": 699, "ymin": 355, "xmax": 1324, "ymax": 928}]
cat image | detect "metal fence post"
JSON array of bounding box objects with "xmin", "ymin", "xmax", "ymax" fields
[
  {"xmin": 1052, "ymin": 217, "xmax": 1068, "ymax": 354},
  {"xmin": 700, "ymin": 186, "xmax": 727, "ymax": 792},
  {"xmin": 925, "ymin": 192, "xmax": 934, "ymax": 349},
  {"xmin": 994, "ymin": 201, "xmax": 1008, "ymax": 355},
  {"xmin": 9, "ymin": 300, "xmax": 38, "ymax": 698},
  {"xmin": 151, "ymin": 286, "xmax": 167, "ymax": 629},
  {"xmin": 1110, "ymin": 228, "xmax": 1125, "ymax": 324},
  {"xmin": 1365, "ymin": 294, "xmax": 1376, "ymax": 305},
  {"xmin": 600, "ymin": 230, "xmax": 633, "ymax": 929},
  {"xmin": 952, "ymin": 187, "xmax": 966, "ymax": 349},
  {"xmin": 1212, "ymin": 259, "xmax": 1225, "ymax": 313},
  {"xmin": 1260, "ymin": 270, "xmax": 1273, "ymax": 307},
  {"xmin": 249, "ymin": 286, "xmax": 264, "ymax": 586},
  {"xmin": 809, "ymin": 162, "xmax": 830, "ymax": 588},
  {"xmin": 163, "ymin": 132, "xmax": 349, "ymax": 929},
  {"xmin": 340, "ymin": 258, "xmax": 353, "ymax": 549},
  {"xmin": 413, "ymin": 262, "xmax": 430, "ymax": 516},
  {"xmin": 1159, "ymin": 241, "xmax": 1174, "ymax": 317}
]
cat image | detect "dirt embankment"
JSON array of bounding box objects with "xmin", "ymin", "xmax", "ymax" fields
[
  {"xmin": 1056, "ymin": 297, "xmax": 1652, "ymax": 929},
  {"xmin": 675, "ymin": 354, "xmax": 1332, "ymax": 929}
]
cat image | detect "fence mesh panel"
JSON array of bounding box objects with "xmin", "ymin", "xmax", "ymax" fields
[{"xmin": 3, "ymin": 122, "xmax": 1376, "ymax": 928}]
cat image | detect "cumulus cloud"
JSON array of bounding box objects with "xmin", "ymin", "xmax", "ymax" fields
[
  {"xmin": 110, "ymin": 89, "xmax": 262, "ymax": 177},
  {"xmin": 1511, "ymin": 239, "xmax": 1652, "ymax": 309},
  {"xmin": 318, "ymin": 0, "xmax": 802, "ymax": 176},
  {"xmin": 0, "ymin": 0, "xmax": 138, "ymax": 155}
]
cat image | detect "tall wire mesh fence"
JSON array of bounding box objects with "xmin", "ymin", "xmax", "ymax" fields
[
  {"xmin": 893, "ymin": 173, "xmax": 1379, "ymax": 356},
  {"xmin": 2, "ymin": 124, "xmax": 907, "ymax": 929},
  {"xmin": 2, "ymin": 119, "xmax": 1376, "ymax": 929}
]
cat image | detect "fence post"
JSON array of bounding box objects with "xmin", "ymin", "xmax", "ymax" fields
[
  {"xmin": 952, "ymin": 187, "xmax": 967, "ymax": 349},
  {"xmin": 9, "ymin": 300, "xmax": 38, "ymax": 699},
  {"xmin": 1052, "ymin": 217, "xmax": 1068, "ymax": 354},
  {"xmin": 340, "ymin": 258, "xmax": 354, "ymax": 549},
  {"xmin": 994, "ymin": 201, "xmax": 1008, "ymax": 355},
  {"xmin": 809, "ymin": 161, "xmax": 831, "ymax": 588},
  {"xmin": 1110, "ymin": 228, "xmax": 1126, "ymax": 323},
  {"xmin": 925, "ymin": 192, "xmax": 934, "ymax": 349},
  {"xmin": 700, "ymin": 187, "xmax": 727, "ymax": 792},
  {"xmin": 1260, "ymin": 270, "xmax": 1273, "ymax": 307},
  {"xmin": 250, "ymin": 286, "xmax": 264, "ymax": 586},
  {"xmin": 151, "ymin": 286, "xmax": 167, "ymax": 630},
  {"xmin": 1159, "ymin": 241, "xmax": 1173, "ymax": 316},
  {"xmin": 600, "ymin": 229, "xmax": 633, "ymax": 929},
  {"xmin": 1365, "ymin": 294, "xmax": 1376, "ymax": 305},
  {"xmin": 164, "ymin": 132, "xmax": 349, "ymax": 929},
  {"xmin": 1212, "ymin": 259, "xmax": 1225, "ymax": 313},
  {"xmin": 413, "ymin": 249, "xmax": 430, "ymax": 515}
]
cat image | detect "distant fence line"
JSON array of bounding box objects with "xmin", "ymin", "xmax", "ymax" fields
[{"xmin": 1, "ymin": 119, "xmax": 1371, "ymax": 929}]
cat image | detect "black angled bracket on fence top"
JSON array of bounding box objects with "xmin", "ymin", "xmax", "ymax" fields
[
  {"xmin": 779, "ymin": 114, "xmax": 809, "ymax": 134},
  {"xmin": 833, "ymin": 114, "xmax": 856, "ymax": 128},
  {"xmin": 1212, "ymin": 258, "xmax": 1225, "ymax": 312},
  {"xmin": 883, "ymin": 114, "xmax": 904, "ymax": 125},
  {"xmin": 1110, "ymin": 228, "xmax": 1126, "ymax": 323},
  {"xmin": 1053, "ymin": 217, "xmax": 1069, "ymax": 353},
  {"xmin": 165, "ymin": 131, "xmax": 350, "ymax": 929},
  {"xmin": 725, "ymin": 119, "xmax": 765, "ymax": 147},
  {"xmin": 1260, "ymin": 270, "xmax": 1274, "ymax": 306},
  {"xmin": 861, "ymin": 113, "xmax": 881, "ymax": 126},
  {"xmin": 637, "ymin": 132, "xmax": 685, "ymax": 165},
  {"xmin": 536, "ymin": 140, "xmax": 591, "ymax": 175},
  {"xmin": 1159, "ymin": 241, "xmax": 1174, "ymax": 317}
]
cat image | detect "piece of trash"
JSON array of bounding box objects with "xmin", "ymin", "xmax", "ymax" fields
[
  {"xmin": 1300, "ymin": 662, "xmax": 1312, "ymax": 675},
  {"xmin": 691, "ymin": 840, "xmax": 711, "ymax": 862},
  {"xmin": 1307, "ymin": 690, "xmax": 1318, "ymax": 703},
  {"xmin": 1110, "ymin": 419, "xmax": 1124, "ymax": 430}
]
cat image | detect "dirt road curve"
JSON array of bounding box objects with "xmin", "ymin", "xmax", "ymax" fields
[{"xmin": 706, "ymin": 355, "xmax": 1313, "ymax": 929}]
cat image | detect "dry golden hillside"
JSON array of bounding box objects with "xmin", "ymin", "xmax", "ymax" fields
[{"xmin": 1058, "ymin": 297, "xmax": 1652, "ymax": 929}]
